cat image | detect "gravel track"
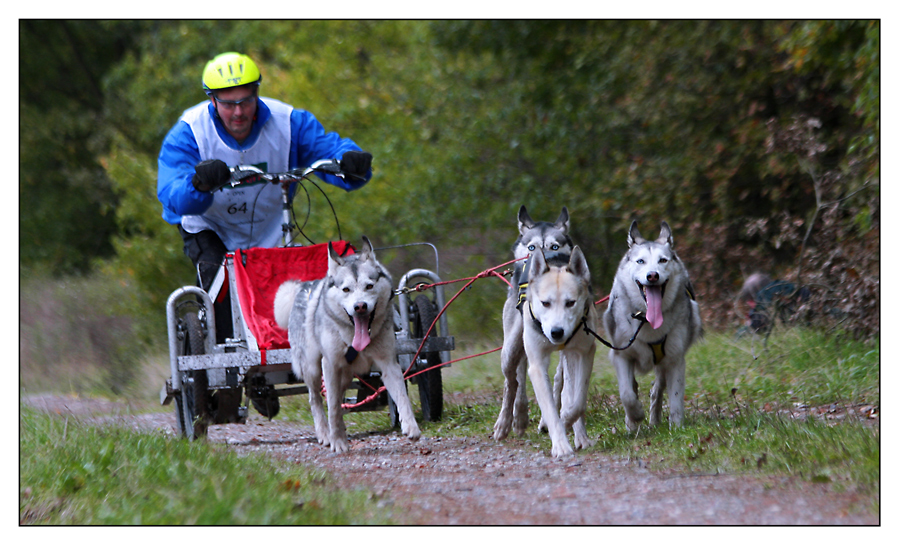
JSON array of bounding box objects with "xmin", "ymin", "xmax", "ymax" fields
[{"xmin": 23, "ymin": 394, "xmax": 878, "ymax": 525}]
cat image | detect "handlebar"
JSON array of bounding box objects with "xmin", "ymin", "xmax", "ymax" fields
[
  {"xmin": 226, "ymin": 159, "xmax": 355, "ymax": 247},
  {"xmin": 228, "ymin": 159, "xmax": 358, "ymax": 188}
]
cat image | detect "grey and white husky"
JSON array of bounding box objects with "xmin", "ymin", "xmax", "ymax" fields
[
  {"xmin": 274, "ymin": 236, "xmax": 420, "ymax": 453},
  {"xmin": 603, "ymin": 221, "xmax": 702, "ymax": 432},
  {"xmin": 493, "ymin": 206, "xmax": 573, "ymax": 441},
  {"xmin": 519, "ymin": 247, "xmax": 598, "ymax": 457}
]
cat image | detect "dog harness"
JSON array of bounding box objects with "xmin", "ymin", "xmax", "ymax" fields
[
  {"xmin": 642, "ymin": 285, "xmax": 697, "ymax": 364},
  {"xmin": 640, "ymin": 284, "xmax": 697, "ymax": 364},
  {"xmin": 515, "ymin": 251, "xmax": 572, "ymax": 311},
  {"xmin": 647, "ymin": 336, "xmax": 667, "ymax": 364}
]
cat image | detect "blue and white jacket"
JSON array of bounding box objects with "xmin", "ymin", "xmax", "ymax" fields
[{"xmin": 157, "ymin": 97, "xmax": 370, "ymax": 250}]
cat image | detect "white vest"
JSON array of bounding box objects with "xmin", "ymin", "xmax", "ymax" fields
[{"xmin": 180, "ymin": 98, "xmax": 293, "ymax": 250}]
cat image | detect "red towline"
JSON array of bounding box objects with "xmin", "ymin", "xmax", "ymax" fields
[{"xmin": 343, "ymin": 257, "xmax": 611, "ymax": 410}]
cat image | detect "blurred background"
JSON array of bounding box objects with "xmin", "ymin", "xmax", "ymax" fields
[{"xmin": 19, "ymin": 20, "xmax": 879, "ymax": 398}]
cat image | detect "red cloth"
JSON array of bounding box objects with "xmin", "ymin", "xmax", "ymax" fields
[{"xmin": 233, "ymin": 241, "xmax": 354, "ymax": 350}]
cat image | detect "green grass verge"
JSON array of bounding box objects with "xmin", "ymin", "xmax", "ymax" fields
[{"xmin": 19, "ymin": 407, "xmax": 390, "ymax": 525}]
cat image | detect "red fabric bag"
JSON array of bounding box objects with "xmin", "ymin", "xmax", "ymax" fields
[{"xmin": 233, "ymin": 241, "xmax": 354, "ymax": 350}]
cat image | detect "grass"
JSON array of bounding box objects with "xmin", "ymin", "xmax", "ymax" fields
[{"xmin": 19, "ymin": 406, "xmax": 390, "ymax": 525}]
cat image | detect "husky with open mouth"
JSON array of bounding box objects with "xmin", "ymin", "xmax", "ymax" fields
[
  {"xmin": 603, "ymin": 221, "xmax": 702, "ymax": 432},
  {"xmin": 274, "ymin": 236, "xmax": 420, "ymax": 452}
]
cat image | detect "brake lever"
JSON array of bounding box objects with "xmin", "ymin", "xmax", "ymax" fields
[
  {"xmin": 341, "ymin": 171, "xmax": 367, "ymax": 182},
  {"xmin": 230, "ymin": 165, "xmax": 266, "ymax": 186},
  {"xmin": 311, "ymin": 160, "xmax": 367, "ymax": 182},
  {"xmin": 311, "ymin": 159, "xmax": 343, "ymax": 176}
]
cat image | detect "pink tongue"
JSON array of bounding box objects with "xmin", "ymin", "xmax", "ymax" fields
[
  {"xmin": 351, "ymin": 314, "xmax": 371, "ymax": 352},
  {"xmin": 645, "ymin": 285, "xmax": 664, "ymax": 329}
]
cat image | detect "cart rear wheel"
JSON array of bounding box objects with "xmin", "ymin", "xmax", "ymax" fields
[
  {"xmin": 413, "ymin": 295, "xmax": 443, "ymax": 421},
  {"xmin": 388, "ymin": 386, "xmax": 403, "ymax": 429},
  {"xmin": 174, "ymin": 312, "xmax": 211, "ymax": 440}
]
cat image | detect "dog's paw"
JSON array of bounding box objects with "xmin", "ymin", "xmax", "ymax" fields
[
  {"xmin": 493, "ymin": 417, "xmax": 511, "ymax": 441},
  {"xmin": 623, "ymin": 402, "xmax": 645, "ymax": 426},
  {"xmin": 624, "ymin": 414, "xmax": 644, "ymax": 433},
  {"xmin": 573, "ymin": 433, "xmax": 595, "ymax": 451},
  {"xmin": 330, "ymin": 436, "xmax": 351, "ymax": 453},
  {"xmin": 314, "ymin": 427, "xmax": 330, "ymax": 446},
  {"xmin": 536, "ymin": 416, "xmax": 548, "ymax": 434},
  {"xmin": 404, "ymin": 423, "xmax": 421, "ymax": 441},
  {"xmin": 315, "ymin": 427, "xmax": 330, "ymax": 445},
  {"xmin": 668, "ymin": 413, "xmax": 684, "ymax": 428},
  {"xmin": 514, "ymin": 413, "xmax": 530, "ymax": 436},
  {"xmin": 550, "ymin": 441, "xmax": 575, "ymax": 458}
]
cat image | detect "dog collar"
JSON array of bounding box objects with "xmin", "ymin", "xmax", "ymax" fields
[{"xmin": 345, "ymin": 346, "xmax": 360, "ymax": 363}]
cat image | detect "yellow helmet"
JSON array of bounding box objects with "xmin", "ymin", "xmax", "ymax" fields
[{"xmin": 202, "ymin": 52, "xmax": 262, "ymax": 94}]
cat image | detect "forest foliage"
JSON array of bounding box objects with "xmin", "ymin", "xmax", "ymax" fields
[{"xmin": 20, "ymin": 20, "xmax": 879, "ymax": 342}]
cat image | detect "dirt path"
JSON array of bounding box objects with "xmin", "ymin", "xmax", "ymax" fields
[{"xmin": 23, "ymin": 394, "xmax": 878, "ymax": 525}]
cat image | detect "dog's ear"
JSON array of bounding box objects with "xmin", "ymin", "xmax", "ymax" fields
[
  {"xmin": 657, "ymin": 221, "xmax": 673, "ymax": 246},
  {"xmin": 555, "ymin": 206, "xmax": 570, "ymax": 233},
  {"xmin": 529, "ymin": 247, "xmax": 549, "ymax": 278},
  {"xmin": 518, "ymin": 205, "xmax": 535, "ymax": 234},
  {"xmin": 627, "ymin": 221, "xmax": 645, "ymax": 247},
  {"xmin": 327, "ymin": 241, "xmax": 343, "ymax": 275},
  {"xmin": 359, "ymin": 235, "xmax": 375, "ymax": 259},
  {"xmin": 567, "ymin": 245, "xmax": 591, "ymax": 284}
]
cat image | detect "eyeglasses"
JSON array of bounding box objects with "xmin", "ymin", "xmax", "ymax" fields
[{"xmin": 214, "ymin": 92, "xmax": 257, "ymax": 110}]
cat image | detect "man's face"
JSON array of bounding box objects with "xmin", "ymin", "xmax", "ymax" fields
[{"xmin": 211, "ymin": 85, "xmax": 258, "ymax": 141}]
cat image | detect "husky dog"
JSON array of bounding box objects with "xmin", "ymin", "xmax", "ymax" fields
[
  {"xmin": 274, "ymin": 236, "xmax": 420, "ymax": 452},
  {"xmin": 493, "ymin": 206, "xmax": 573, "ymax": 441},
  {"xmin": 511, "ymin": 206, "xmax": 572, "ymax": 263},
  {"xmin": 519, "ymin": 247, "xmax": 597, "ymax": 457},
  {"xmin": 603, "ymin": 221, "xmax": 702, "ymax": 432}
]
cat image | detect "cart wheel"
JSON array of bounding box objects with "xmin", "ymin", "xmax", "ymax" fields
[
  {"xmin": 250, "ymin": 389, "xmax": 281, "ymax": 419},
  {"xmin": 213, "ymin": 387, "xmax": 247, "ymax": 424},
  {"xmin": 413, "ymin": 295, "xmax": 443, "ymax": 421},
  {"xmin": 388, "ymin": 392, "xmax": 402, "ymax": 429},
  {"xmin": 174, "ymin": 312, "xmax": 211, "ymax": 440}
]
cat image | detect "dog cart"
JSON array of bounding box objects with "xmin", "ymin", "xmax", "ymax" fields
[{"xmin": 159, "ymin": 160, "xmax": 454, "ymax": 439}]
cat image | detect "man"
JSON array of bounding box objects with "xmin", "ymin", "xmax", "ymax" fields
[
  {"xmin": 158, "ymin": 51, "xmax": 372, "ymax": 340},
  {"xmin": 738, "ymin": 272, "xmax": 810, "ymax": 334}
]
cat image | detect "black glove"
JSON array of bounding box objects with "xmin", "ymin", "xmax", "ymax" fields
[
  {"xmin": 339, "ymin": 151, "xmax": 372, "ymax": 179},
  {"xmin": 192, "ymin": 159, "xmax": 232, "ymax": 192}
]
